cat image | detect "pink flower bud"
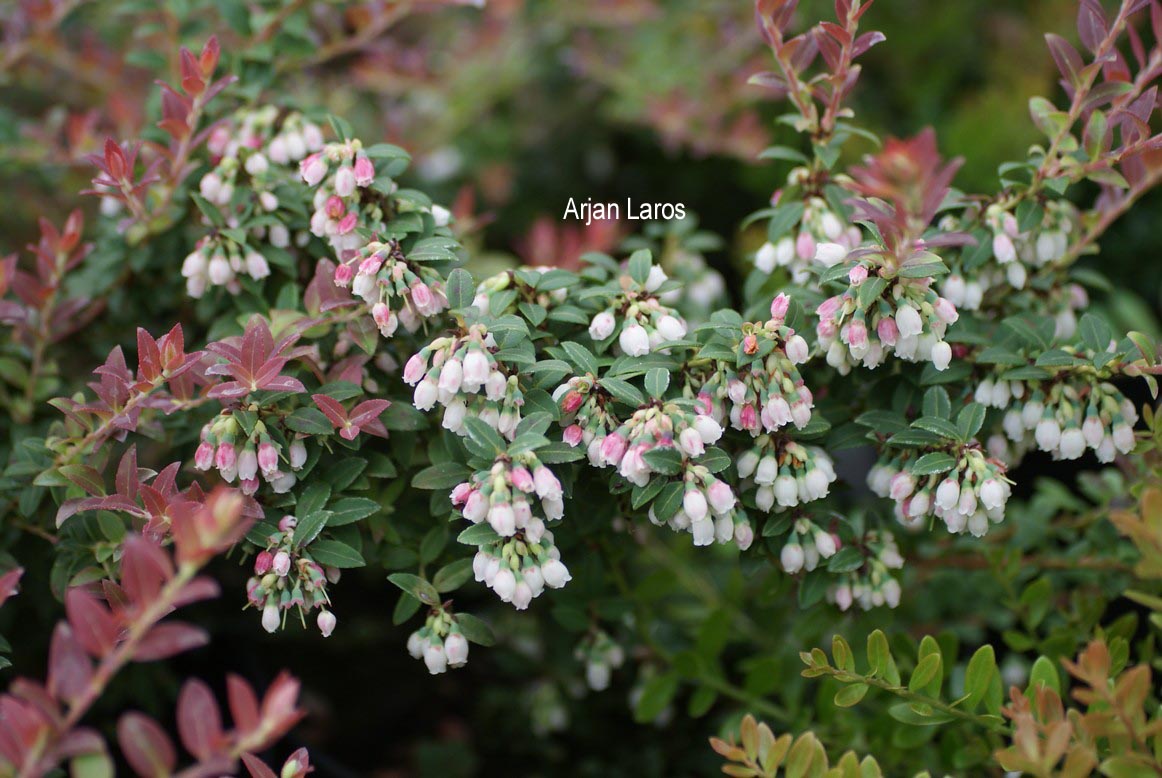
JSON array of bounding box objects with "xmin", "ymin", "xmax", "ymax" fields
[
  {"xmin": 272, "ymin": 551, "xmax": 291, "ymax": 577},
  {"xmin": 254, "ymin": 550, "xmax": 274, "ymax": 575},
  {"xmin": 257, "ymin": 442, "xmax": 279, "ymax": 475},
  {"xmin": 563, "ymin": 424, "xmax": 584, "ymax": 447},
  {"xmin": 353, "ymin": 156, "xmax": 375, "ymax": 186},
  {"xmin": 933, "ymin": 297, "xmax": 959, "ymax": 324},
  {"xmin": 848, "ymin": 264, "xmax": 868, "ymax": 285},
  {"xmin": 336, "ymin": 212, "xmax": 358, "ymax": 235},
  {"xmin": 845, "ymin": 319, "xmax": 868, "ymax": 348},
  {"xmin": 599, "ymin": 432, "xmax": 628, "ymax": 466},
  {"xmin": 372, "ymin": 302, "xmax": 392, "ymax": 328},
  {"xmin": 317, "ymin": 610, "xmax": 337, "ymax": 638},
  {"xmin": 739, "ymin": 403, "xmax": 759, "ymax": 431},
  {"xmin": 300, "ymin": 153, "xmax": 327, "ymax": 186},
  {"xmin": 876, "ymin": 317, "xmax": 899, "ymax": 346},
  {"xmin": 194, "ymin": 441, "xmax": 215, "ymax": 470},
  {"xmin": 333, "ymin": 263, "xmax": 354, "ymax": 287},
  {"xmin": 707, "ymin": 480, "xmax": 736, "ymax": 514},
  {"xmin": 279, "ymin": 515, "xmax": 298, "ymax": 532},
  {"xmin": 450, "ymin": 482, "xmax": 473, "ymax": 506},
  {"xmin": 403, "ymin": 352, "xmax": 427, "ymax": 385},
  {"xmin": 325, "ymin": 195, "xmax": 345, "ymax": 220},
  {"xmin": 334, "ymin": 166, "xmax": 356, "ymax": 197},
  {"xmin": 510, "ymin": 466, "xmax": 535, "ymax": 493},
  {"xmin": 533, "ymin": 466, "xmax": 562, "ymax": 500},
  {"xmin": 795, "ymin": 230, "xmax": 815, "ymax": 261},
  {"xmin": 215, "ymin": 441, "xmax": 236, "ymax": 471},
  {"xmin": 816, "ymin": 295, "xmax": 842, "ymax": 321},
  {"xmin": 410, "ymin": 282, "xmax": 434, "ymax": 310},
  {"xmin": 769, "ymin": 293, "xmax": 790, "ymax": 322}
]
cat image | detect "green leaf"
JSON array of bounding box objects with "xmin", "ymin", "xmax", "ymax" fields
[
  {"xmin": 419, "ymin": 525, "xmax": 449, "ymax": 564},
  {"xmin": 560, "ymin": 341, "xmax": 599, "ymax": 375},
  {"xmin": 766, "ymin": 202, "xmax": 805, "ymax": 243},
  {"xmin": 294, "ymin": 510, "xmax": 332, "ymax": 548},
  {"xmin": 909, "ymin": 653, "xmax": 942, "ymax": 694},
  {"xmin": 433, "ymin": 558, "xmax": 474, "ymax": 592},
  {"xmin": 698, "ymin": 447, "xmax": 732, "ymax": 474},
  {"xmin": 457, "ymin": 522, "xmax": 501, "ymax": 545},
  {"xmin": 912, "ymin": 416, "xmax": 960, "ymax": 440},
  {"xmin": 910, "ymin": 452, "xmax": 957, "ymax": 476},
  {"xmin": 956, "ymin": 403, "xmax": 986, "ymax": 441},
  {"xmin": 1078, "ymin": 312, "xmax": 1112, "ymax": 353},
  {"xmin": 922, "ymin": 387, "xmax": 952, "ymax": 419},
  {"xmin": 387, "ymin": 572, "xmax": 439, "ymax": 606},
  {"xmin": 412, "ymin": 462, "xmax": 472, "ymax": 490},
  {"xmin": 867, "ymin": 630, "xmax": 891, "ymax": 679},
  {"xmin": 445, "ymin": 268, "xmax": 475, "ymax": 310},
  {"xmin": 834, "ymin": 683, "xmax": 869, "ymax": 708},
  {"xmin": 454, "ymin": 613, "xmax": 496, "ymax": 646},
  {"xmin": 327, "ymin": 497, "xmax": 380, "ymax": 526},
  {"xmin": 633, "ymin": 672, "xmax": 679, "ymax": 723},
  {"xmin": 642, "ymin": 448, "xmax": 683, "ymax": 475},
  {"xmin": 644, "ymin": 368, "xmax": 670, "ymax": 398},
  {"xmin": 652, "ymin": 482, "xmax": 685, "ymax": 522},
  {"xmin": 826, "ymin": 547, "xmax": 865, "ymax": 573},
  {"xmin": 600, "ymin": 377, "xmax": 645, "ymax": 407},
  {"xmin": 285, "ymin": 407, "xmax": 334, "ymax": 436},
  {"xmin": 627, "ymin": 249, "xmax": 652, "ymax": 285},
  {"xmin": 1026, "ymin": 656, "xmax": 1061, "ymax": 696},
  {"xmin": 963, "ymin": 645, "xmax": 996, "ymax": 712},
  {"xmin": 308, "ymin": 539, "xmax": 365, "ymax": 568}
]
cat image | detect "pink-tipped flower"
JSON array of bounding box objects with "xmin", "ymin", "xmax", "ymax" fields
[
  {"xmin": 876, "ymin": 317, "xmax": 899, "ymax": 346},
  {"xmin": 334, "ymin": 165, "xmax": 356, "ymax": 197},
  {"xmin": 372, "ymin": 302, "xmax": 393, "ymax": 329},
  {"xmin": 333, "ymin": 262, "xmax": 354, "ymax": 287},
  {"xmin": 533, "ymin": 466, "xmax": 562, "ymax": 500},
  {"xmin": 769, "ymin": 293, "xmax": 791, "ymax": 322},
  {"xmin": 707, "ymin": 480, "xmax": 736, "ymax": 514},
  {"xmin": 933, "ymin": 297, "xmax": 959, "ymax": 324},
  {"xmin": 739, "ymin": 403, "xmax": 759, "ymax": 431},
  {"xmin": 563, "ymin": 424, "xmax": 584, "ymax": 447},
  {"xmin": 272, "ymin": 551, "xmax": 292, "ymax": 577},
  {"xmin": 795, "ymin": 230, "xmax": 815, "ymax": 261},
  {"xmin": 253, "ymin": 443, "xmax": 277, "ymax": 477},
  {"xmin": 848, "ymin": 264, "xmax": 868, "ymax": 285},
  {"xmin": 254, "ymin": 550, "xmax": 274, "ymax": 575},
  {"xmin": 403, "ymin": 353, "xmax": 427, "ymax": 385},
  {"xmin": 215, "ymin": 441, "xmax": 236, "ymax": 471},
  {"xmin": 816, "ymin": 295, "xmax": 842, "ymax": 321},
  {"xmin": 599, "ymin": 433, "xmax": 628, "ymax": 466},
  {"xmin": 510, "ymin": 466, "xmax": 535, "ymax": 493},
  {"xmin": 289, "ymin": 439, "xmax": 308, "ymax": 470},
  {"xmin": 300, "ymin": 153, "xmax": 327, "ymax": 186},
  {"xmin": 561, "ymin": 390, "xmax": 584, "ymax": 415},
  {"xmin": 317, "ymin": 610, "xmax": 337, "ymax": 638},
  {"xmin": 194, "ymin": 440, "xmax": 215, "ymax": 471},
  {"xmin": 410, "ymin": 281, "xmax": 434, "ymax": 312},
  {"xmin": 279, "ymin": 515, "xmax": 298, "ymax": 532},
  {"xmin": 845, "ymin": 319, "xmax": 868, "ymax": 349},
  {"xmin": 238, "ymin": 448, "xmax": 259, "ymax": 482},
  {"xmin": 336, "ymin": 212, "xmax": 358, "ymax": 235},
  {"xmin": 678, "ymin": 427, "xmax": 705, "ymax": 457},
  {"xmin": 450, "ymin": 482, "xmax": 473, "ymax": 506},
  {"xmin": 353, "ymin": 156, "xmax": 375, "ymax": 186},
  {"xmin": 445, "ymin": 631, "xmax": 469, "ymax": 666}
]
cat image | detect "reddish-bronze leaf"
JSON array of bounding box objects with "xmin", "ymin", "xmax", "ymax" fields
[
  {"xmin": 176, "ymin": 679, "xmax": 223, "ymax": 760},
  {"xmin": 133, "ymin": 622, "xmax": 209, "ymax": 661},
  {"xmin": 46, "ymin": 623, "xmax": 94, "ymax": 705},
  {"xmin": 65, "ymin": 588, "xmax": 121, "ymax": 657},
  {"xmin": 118, "ymin": 712, "xmax": 177, "ymax": 777}
]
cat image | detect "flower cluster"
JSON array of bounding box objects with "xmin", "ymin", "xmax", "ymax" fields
[
  {"xmin": 575, "ymin": 630, "xmax": 626, "ymax": 692},
  {"xmin": 406, "ymin": 325, "xmax": 525, "ymax": 439},
  {"xmin": 814, "ymin": 257, "xmax": 960, "ymax": 374},
  {"xmin": 184, "ymin": 107, "xmax": 324, "ymax": 297},
  {"xmin": 300, "ymin": 137, "xmax": 380, "ymax": 259},
  {"xmin": 777, "ymin": 518, "xmax": 840, "ymax": 574},
  {"xmin": 826, "ymin": 531, "xmax": 905, "ymax": 611},
  {"xmin": 470, "ymin": 528, "xmax": 572, "ymax": 609},
  {"xmin": 246, "ymin": 515, "xmax": 338, "ymax": 636},
  {"xmin": 451, "ymin": 456, "xmax": 571, "ymax": 608},
  {"xmin": 695, "ymin": 294, "xmax": 814, "ymax": 434},
  {"xmin": 193, "ymin": 412, "xmax": 306, "ymax": 495},
  {"xmin": 592, "ymin": 402, "xmax": 752, "ymax": 548},
  {"xmin": 452, "ymin": 456, "xmax": 566, "ymax": 538},
  {"xmin": 407, "ymin": 607, "xmax": 470, "ymax": 675},
  {"xmin": 587, "ymin": 260, "xmax": 689, "ymax": 357},
  {"xmin": 737, "ymin": 437, "xmax": 836, "ymax": 512},
  {"xmin": 869, "ymin": 447, "xmax": 1012, "ymax": 536},
  {"xmin": 754, "ymin": 194, "xmax": 861, "ymax": 284},
  {"xmin": 334, "ymin": 238, "xmax": 448, "ymax": 336},
  {"xmin": 985, "ymin": 376, "xmax": 1139, "ymax": 463},
  {"xmin": 554, "ymin": 375, "xmax": 621, "ymax": 462}
]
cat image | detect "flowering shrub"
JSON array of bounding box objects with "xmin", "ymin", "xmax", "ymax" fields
[{"xmin": 3, "ymin": 0, "xmax": 1162, "ymax": 774}]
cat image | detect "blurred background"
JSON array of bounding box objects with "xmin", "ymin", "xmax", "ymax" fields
[{"xmin": 2, "ymin": 1, "xmax": 1160, "ymax": 775}]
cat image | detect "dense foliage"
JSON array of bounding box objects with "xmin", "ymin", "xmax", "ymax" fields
[{"xmin": 3, "ymin": 0, "xmax": 1162, "ymax": 776}]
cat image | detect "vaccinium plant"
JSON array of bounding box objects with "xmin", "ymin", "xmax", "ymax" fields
[{"xmin": 3, "ymin": 0, "xmax": 1162, "ymax": 775}]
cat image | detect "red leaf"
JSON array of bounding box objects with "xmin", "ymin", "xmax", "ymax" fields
[
  {"xmin": 199, "ymin": 36, "xmax": 220, "ymax": 77},
  {"xmin": 258, "ymin": 671, "xmax": 305, "ymax": 746},
  {"xmin": 104, "ymin": 138, "xmax": 127, "ymax": 180},
  {"xmin": 137, "ymin": 328, "xmax": 162, "ymax": 383},
  {"xmin": 0, "ymin": 567, "xmax": 23, "ymax": 609},
  {"xmin": 65, "ymin": 588, "xmax": 121, "ymax": 657},
  {"xmin": 240, "ymin": 753, "xmax": 278, "ymax": 778},
  {"xmin": 176, "ymin": 679, "xmax": 223, "ymax": 760},
  {"xmin": 117, "ymin": 712, "xmax": 176, "ymax": 777},
  {"xmin": 241, "ymin": 317, "xmax": 274, "ymax": 382},
  {"xmin": 116, "ymin": 446, "xmax": 139, "ymax": 502},
  {"xmin": 311, "ymin": 394, "xmax": 347, "ymax": 427},
  {"xmin": 227, "ymin": 675, "xmax": 261, "ymax": 736},
  {"xmin": 47, "ymin": 623, "xmax": 94, "ymax": 705},
  {"xmin": 133, "ymin": 622, "xmax": 209, "ymax": 661},
  {"xmin": 120, "ymin": 536, "xmax": 173, "ymax": 607},
  {"xmin": 171, "ymin": 576, "xmax": 221, "ymax": 609},
  {"xmin": 349, "ymin": 399, "xmax": 391, "ymax": 427}
]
